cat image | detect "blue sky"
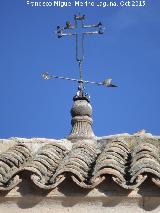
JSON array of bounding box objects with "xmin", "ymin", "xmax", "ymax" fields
[{"xmin": 0, "ymin": 0, "xmax": 160, "ymax": 139}]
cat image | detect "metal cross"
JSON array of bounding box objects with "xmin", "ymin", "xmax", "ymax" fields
[
  {"xmin": 42, "ymin": 14, "xmax": 117, "ymax": 101},
  {"xmin": 56, "ymin": 14, "xmax": 105, "ymax": 89},
  {"xmin": 56, "ymin": 14, "xmax": 104, "ymax": 62}
]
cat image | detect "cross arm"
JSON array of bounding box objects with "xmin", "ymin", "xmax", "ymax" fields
[
  {"xmin": 83, "ymin": 31, "xmax": 100, "ymax": 35},
  {"xmin": 56, "ymin": 26, "xmax": 77, "ymax": 38},
  {"xmin": 83, "ymin": 22, "xmax": 105, "ymax": 34}
]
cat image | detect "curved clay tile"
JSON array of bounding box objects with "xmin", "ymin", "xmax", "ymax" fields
[
  {"xmin": 0, "ymin": 144, "xmax": 31, "ymax": 190},
  {"xmin": 51, "ymin": 141, "xmax": 99, "ymax": 188},
  {"xmin": 92, "ymin": 140, "xmax": 130, "ymax": 188},
  {"xmin": 21, "ymin": 143, "xmax": 68, "ymax": 189},
  {"xmin": 130, "ymin": 141, "xmax": 160, "ymax": 187}
]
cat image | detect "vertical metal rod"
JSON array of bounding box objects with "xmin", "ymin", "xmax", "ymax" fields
[
  {"xmin": 82, "ymin": 34, "xmax": 84, "ymax": 61},
  {"xmin": 78, "ymin": 61, "xmax": 83, "ymax": 90},
  {"xmin": 76, "ymin": 34, "xmax": 78, "ymax": 62},
  {"xmin": 79, "ymin": 61, "xmax": 83, "ymax": 80},
  {"xmin": 82, "ymin": 19, "xmax": 85, "ymax": 62}
]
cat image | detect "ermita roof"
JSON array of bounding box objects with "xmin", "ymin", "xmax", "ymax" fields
[{"xmin": 0, "ymin": 132, "xmax": 159, "ymax": 191}]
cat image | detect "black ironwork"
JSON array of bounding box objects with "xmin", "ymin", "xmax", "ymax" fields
[{"xmin": 42, "ymin": 14, "xmax": 117, "ymax": 100}]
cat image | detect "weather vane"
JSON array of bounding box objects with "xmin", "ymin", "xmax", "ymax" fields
[{"xmin": 42, "ymin": 14, "xmax": 117, "ymax": 101}]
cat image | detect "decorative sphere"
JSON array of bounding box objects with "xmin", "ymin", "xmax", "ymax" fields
[{"xmin": 71, "ymin": 100, "xmax": 92, "ymax": 117}]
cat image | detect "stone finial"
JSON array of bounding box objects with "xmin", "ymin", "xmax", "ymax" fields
[{"xmin": 67, "ymin": 96, "xmax": 95, "ymax": 141}]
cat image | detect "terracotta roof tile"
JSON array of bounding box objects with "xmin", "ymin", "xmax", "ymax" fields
[{"xmin": 0, "ymin": 135, "xmax": 160, "ymax": 191}]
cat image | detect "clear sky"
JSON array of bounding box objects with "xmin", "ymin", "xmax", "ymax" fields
[{"xmin": 0, "ymin": 0, "xmax": 160, "ymax": 139}]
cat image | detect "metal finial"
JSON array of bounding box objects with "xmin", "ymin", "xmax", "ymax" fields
[
  {"xmin": 42, "ymin": 15, "xmax": 117, "ymax": 99},
  {"xmin": 42, "ymin": 15, "xmax": 118, "ymax": 140},
  {"xmin": 54, "ymin": 14, "xmax": 106, "ymax": 96}
]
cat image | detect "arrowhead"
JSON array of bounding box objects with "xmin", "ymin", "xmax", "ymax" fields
[{"xmin": 102, "ymin": 78, "xmax": 118, "ymax": 87}]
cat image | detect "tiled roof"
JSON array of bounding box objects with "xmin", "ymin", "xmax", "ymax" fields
[{"xmin": 0, "ymin": 133, "xmax": 160, "ymax": 191}]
